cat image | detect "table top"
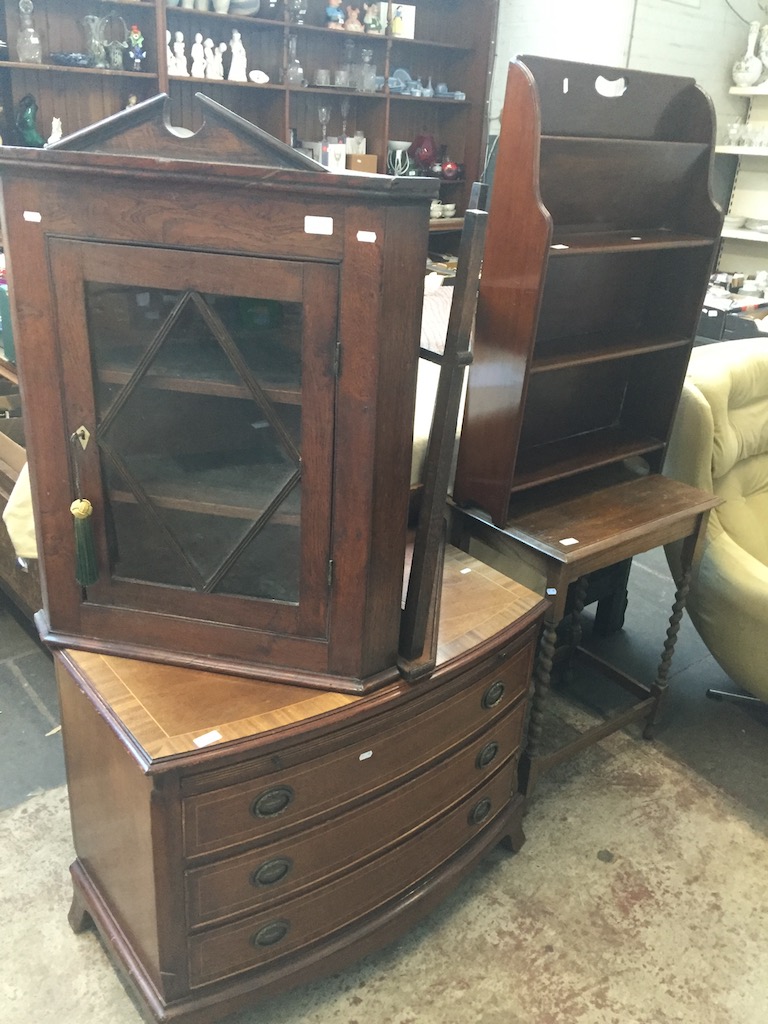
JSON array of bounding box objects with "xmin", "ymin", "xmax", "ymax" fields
[
  {"xmin": 454, "ymin": 473, "xmax": 721, "ymax": 572},
  {"xmin": 502, "ymin": 475, "xmax": 720, "ymax": 564},
  {"xmin": 59, "ymin": 544, "xmax": 545, "ymax": 764}
]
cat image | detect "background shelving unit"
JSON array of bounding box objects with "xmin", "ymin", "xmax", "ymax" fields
[
  {"xmin": 0, "ymin": 0, "xmax": 499, "ymax": 219},
  {"xmin": 716, "ymin": 84, "xmax": 768, "ymax": 275}
]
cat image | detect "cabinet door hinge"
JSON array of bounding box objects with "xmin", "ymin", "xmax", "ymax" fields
[
  {"xmin": 327, "ymin": 559, "xmax": 334, "ymax": 588},
  {"xmin": 333, "ymin": 340, "xmax": 342, "ymax": 378}
]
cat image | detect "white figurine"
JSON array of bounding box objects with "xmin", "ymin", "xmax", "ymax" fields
[
  {"xmin": 203, "ymin": 37, "xmax": 215, "ymax": 77},
  {"xmin": 190, "ymin": 32, "xmax": 206, "ymax": 78},
  {"xmin": 173, "ymin": 31, "xmax": 189, "ymax": 76},
  {"xmin": 166, "ymin": 29, "xmax": 176, "ymax": 75},
  {"xmin": 228, "ymin": 29, "xmax": 247, "ymax": 82},
  {"xmin": 209, "ymin": 41, "xmax": 226, "ymax": 80},
  {"xmin": 46, "ymin": 116, "xmax": 63, "ymax": 147}
]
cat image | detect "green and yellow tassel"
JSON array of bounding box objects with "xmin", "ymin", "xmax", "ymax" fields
[{"xmin": 70, "ymin": 497, "xmax": 99, "ymax": 587}]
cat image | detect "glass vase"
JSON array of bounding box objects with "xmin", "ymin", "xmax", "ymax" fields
[{"xmin": 17, "ymin": 0, "xmax": 42, "ymax": 64}]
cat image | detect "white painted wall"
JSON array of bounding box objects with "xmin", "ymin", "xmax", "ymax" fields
[{"xmin": 490, "ymin": 0, "xmax": 758, "ymax": 135}]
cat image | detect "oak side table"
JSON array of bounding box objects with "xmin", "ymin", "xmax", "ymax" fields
[{"xmin": 450, "ymin": 474, "xmax": 721, "ymax": 796}]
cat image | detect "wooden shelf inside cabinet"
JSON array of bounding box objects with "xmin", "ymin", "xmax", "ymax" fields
[
  {"xmin": 109, "ymin": 470, "xmax": 300, "ymax": 523},
  {"xmin": 548, "ymin": 229, "xmax": 716, "ymax": 255},
  {"xmin": 166, "ymin": 10, "xmax": 285, "ymax": 31},
  {"xmin": 529, "ymin": 332, "xmax": 690, "ymax": 372},
  {"xmin": 98, "ymin": 364, "xmax": 301, "ymax": 404},
  {"xmin": 169, "ymin": 77, "xmax": 286, "ymax": 93},
  {"xmin": 389, "ymin": 38, "xmax": 473, "ymax": 55},
  {"xmin": 512, "ymin": 430, "xmax": 666, "ymax": 493},
  {"xmin": 2, "ymin": 61, "xmax": 158, "ymax": 79},
  {"xmin": 453, "ymin": 56, "xmax": 722, "ymax": 528},
  {"xmin": 429, "ymin": 217, "xmax": 464, "ymax": 233},
  {"xmin": 389, "ymin": 94, "xmax": 470, "ymax": 106}
]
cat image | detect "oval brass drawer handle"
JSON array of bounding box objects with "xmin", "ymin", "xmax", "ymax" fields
[
  {"xmin": 475, "ymin": 741, "xmax": 500, "ymax": 770},
  {"xmin": 250, "ymin": 857, "xmax": 293, "ymax": 888},
  {"xmin": 251, "ymin": 920, "xmax": 290, "ymax": 948},
  {"xmin": 481, "ymin": 680, "xmax": 505, "ymax": 709},
  {"xmin": 469, "ymin": 797, "xmax": 492, "ymax": 826},
  {"xmin": 250, "ymin": 786, "xmax": 295, "ymax": 819}
]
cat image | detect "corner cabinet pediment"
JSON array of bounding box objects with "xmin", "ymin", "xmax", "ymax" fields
[{"xmin": 0, "ymin": 94, "xmax": 437, "ymax": 691}]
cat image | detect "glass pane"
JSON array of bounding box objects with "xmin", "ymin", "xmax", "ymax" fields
[{"xmin": 85, "ymin": 283, "xmax": 303, "ymax": 602}]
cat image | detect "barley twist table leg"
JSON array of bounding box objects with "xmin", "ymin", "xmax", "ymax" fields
[
  {"xmin": 518, "ymin": 619, "xmax": 558, "ymax": 796},
  {"xmin": 562, "ymin": 575, "xmax": 588, "ymax": 686},
  {"xmin": 643, "ymin": 566, "xmax": 691, "ymax": 739}
]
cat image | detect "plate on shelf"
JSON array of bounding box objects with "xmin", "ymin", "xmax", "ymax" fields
[
  {"xmin": 744, "ymin": 218, "xmax": 768, "ymax": 233},
  {"xmin": 723, "ymin": 215, "xmax": 746, "ymax": 229},
  {"xmin": 392, "ymin": 68, "xmax": 412, "ymax": 87}
]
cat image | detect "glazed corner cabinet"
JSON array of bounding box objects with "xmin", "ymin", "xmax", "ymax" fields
[
  {"xmin": 0, "ymin": 92, "xmax": 443, "ymax": 691},
  {"xmin": 452, "ymin": 56, "xmax": 723, "ymax": 528},
  {"xmin": 0, "ymin": 0, "xmax": 499, "ymax": 220}
]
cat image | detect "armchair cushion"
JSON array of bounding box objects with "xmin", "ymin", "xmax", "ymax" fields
[{"xmin": 664, "ymin": 339, "xmax": 768, "ymax": 699}]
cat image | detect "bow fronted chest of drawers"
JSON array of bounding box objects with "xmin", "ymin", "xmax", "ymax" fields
[{"xmin": 57, "ymin": 545, "xmax": 546, "ymax": 1023}]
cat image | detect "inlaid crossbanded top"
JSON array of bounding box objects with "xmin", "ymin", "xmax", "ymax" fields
[{"xmin": 60, "ymin": 544, "xmax": 544, "ymax": 764}]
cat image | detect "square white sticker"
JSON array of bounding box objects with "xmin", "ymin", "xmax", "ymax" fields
[
  {"xmin": 304, "ymin": 215, "xmax": 334, "ymax": 236},
  {"xmin": 193, "ymin": 729, "xmax": 223, "ymax": 748}
]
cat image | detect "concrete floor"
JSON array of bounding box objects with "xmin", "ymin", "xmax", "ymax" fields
[{"xmin": 1, "ymin": 548, "xmax": 767, "ymax": 1023}]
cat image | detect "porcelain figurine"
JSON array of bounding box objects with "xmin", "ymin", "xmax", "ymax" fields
[
  {"xmin": 127, "ymin": 25, "xmax": 146, "ymax": 72},
  {"xmin": 345, "ymin": 5, "xmax": 364, "ymax": 31},
  {"xmin": 228, "ymin": 29, "xmax": 247, "ymax": 81},
  {"xmin": 326, "ymin": 0, "xmax": 345, "ymax": 29},
  {"xmin": 46, "ymin": 116, "xmax": 62, "ymax": 147},
  {"xmin": 203, "ymin": 37, "xmax": 215, "ymax": 75},
  {"xmin": 191, "ymin": 32, "xmax": 206, "ymax": 77},
  {"xmin": 165, "ymin": 29, "xmax": 176, "ymax": 74},
  {"xmin": 172, "ymin": 30, "xmax": 189, "ymax": 76},
  {"xmin": 208, "ymin": 42, "xmax": 226, "ymax": 80},
  {"xmin": 363, "ymin": 2, "xmax": 383, "ymax": 33}
]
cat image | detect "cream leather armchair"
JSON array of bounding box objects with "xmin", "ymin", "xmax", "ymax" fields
[{"xmin": 664, "ymin": 338, "xmax": 768, "ymax": 703}]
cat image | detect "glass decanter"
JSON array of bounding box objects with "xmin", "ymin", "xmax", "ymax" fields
[
  {"xmin": 359, "ymin": 48, "xmax": 376, "ymax": 93},
  {"xmin": 284, "ymin": 34, "xmax": 305, "ymax": 88},
  {"xmin": 339, "ymin": 96, "xmax": 350, "ymax": 143},
  {"xmin": 17, "ymin": 0, "xmax": 42, "ymax": 64},
  {"xmin": 318, "ymin": 104, "xmax": 330, "ymax": 144},
  {"xmin": 287, "ymin": 0, "xmax": 308, "ymax": 25}
]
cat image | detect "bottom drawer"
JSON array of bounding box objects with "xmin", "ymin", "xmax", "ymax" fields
[{"xmin": 188, "ymin": 760, "xmax": 517, "ymax": 988}]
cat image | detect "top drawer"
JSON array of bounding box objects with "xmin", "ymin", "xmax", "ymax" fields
[{"xmin": 182, "ymin": 641, "xmax": 533, "ymax": 858}]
